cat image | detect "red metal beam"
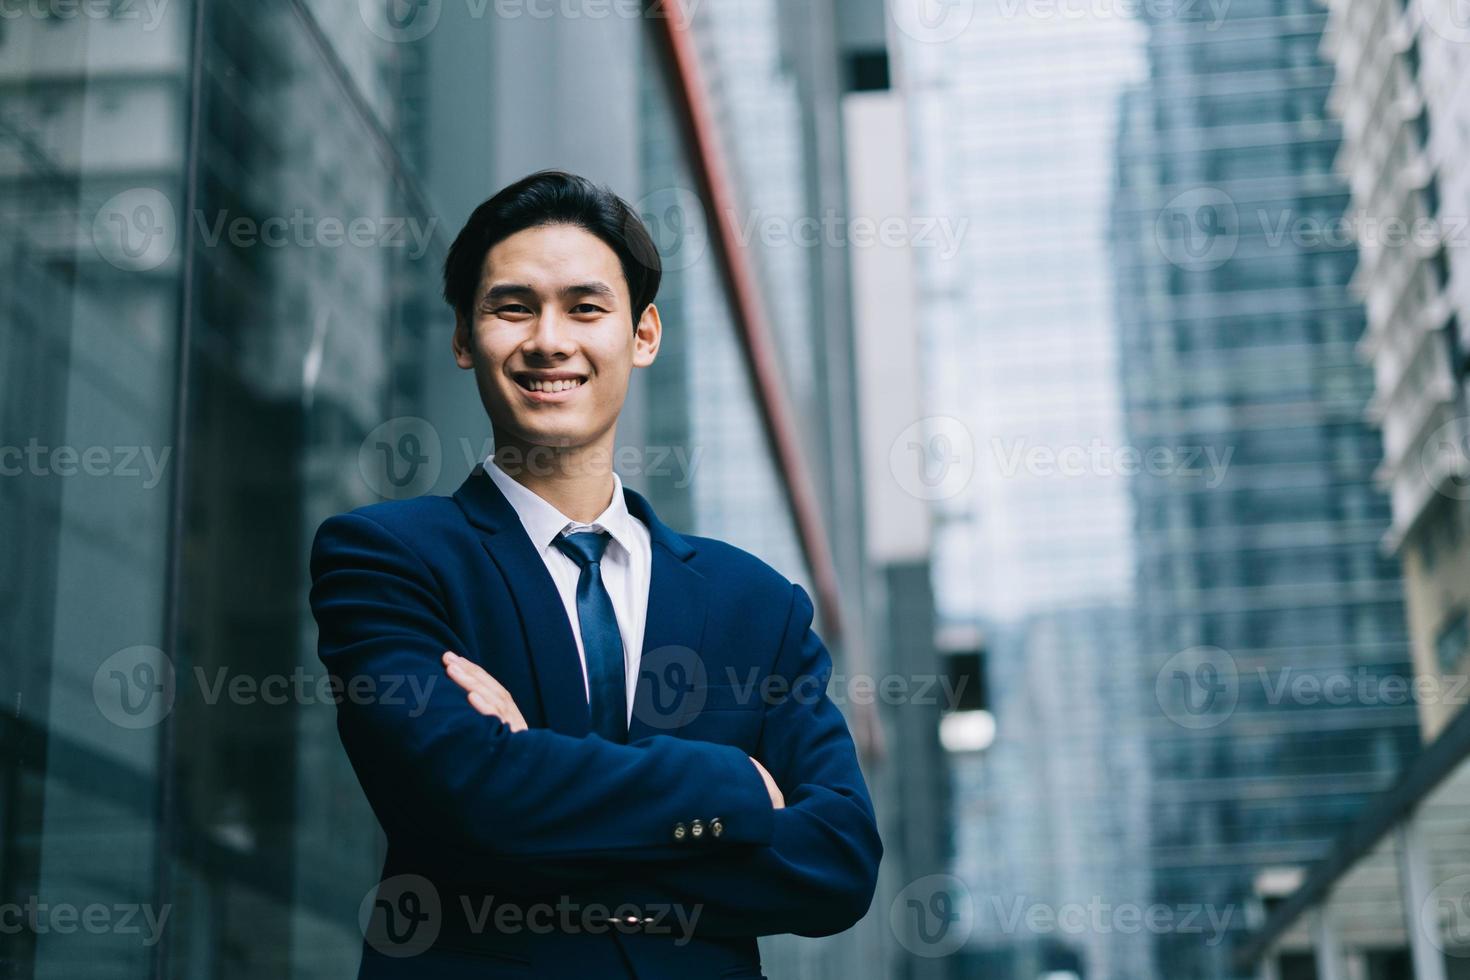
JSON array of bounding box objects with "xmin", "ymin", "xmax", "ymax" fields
[{"xmin": 648, "ymin": 1, "xmax": 847, "ymax": 642}]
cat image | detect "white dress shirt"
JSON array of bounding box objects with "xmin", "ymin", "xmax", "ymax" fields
[{"xmin": 484, "ymin": 454, "xmax": 652, "ymax": 723}]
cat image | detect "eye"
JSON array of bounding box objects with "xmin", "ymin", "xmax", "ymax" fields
[
  {"xmin": 492, "ymin": 303, "xmax": 532, "ymax": 316},
  {"xmin": 570, "ymin": 303, "xmax": 606, "ymax": 314}
]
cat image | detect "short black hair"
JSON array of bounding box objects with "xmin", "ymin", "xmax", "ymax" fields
[{"xmin": 442, "ymin": 169, "xmax": 661, "ymax": 330}]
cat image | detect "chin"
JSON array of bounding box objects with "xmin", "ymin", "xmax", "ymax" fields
[{"xmin": 514, "ymin": 420, "xmax": 594, "ymax": 449}]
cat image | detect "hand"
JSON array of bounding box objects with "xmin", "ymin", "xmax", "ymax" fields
[
  {"xmin": 748, "ymin": 756, "xmax": 784, "ymax": 809},
  {"xmin": 442, "ymin": 651, "xmax": 528, "ymax": 733}
]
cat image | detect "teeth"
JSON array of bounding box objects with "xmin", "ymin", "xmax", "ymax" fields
[{"xmin": 524, "ymin": 377, "xmax": 584, "ymax": 393}]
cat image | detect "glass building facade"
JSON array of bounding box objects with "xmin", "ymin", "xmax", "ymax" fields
[
  {"xmin": 1240, "ymin": 0, "xmax": 1470, "ymax": 974},
  {"xmin": 892, "ymin": 2, "xmax": 1156, "ymax": 976},
  {"xmin": 1109, "ymin": 0, "xmax": 1423, "ymax": 975},
  {"xmin": 0, "ymin": 2, "xmax": 904, "ymax": 977}
]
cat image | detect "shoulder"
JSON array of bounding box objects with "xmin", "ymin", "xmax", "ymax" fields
[
  {"xmin": 683, "ymin": 533, "xmax": 804, "ymax": 613},
  {"xmin": 311, "ymin": 493, "xmax": 463, "ymax": 553}
]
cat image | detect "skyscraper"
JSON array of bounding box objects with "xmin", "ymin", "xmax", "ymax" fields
[
  {"xmin": 890, "ymin": 1, "xmax": 1154, "ymax": 975},
  {"xmin": 1322, "ymin": 0, "xmax": 1470, "ymax": 743},
  {"xmin": 1109, "ymin": 1, "xmax": 1422, "ymax": 974}
]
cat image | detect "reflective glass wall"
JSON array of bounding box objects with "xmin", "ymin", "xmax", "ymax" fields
[
  {"xmin": 0, "ymin": 3, "xmax": 856, "ymax": 977},
  {"xmin": 2, "ymin": 7, "xmax": 192, "ymax": 978}
]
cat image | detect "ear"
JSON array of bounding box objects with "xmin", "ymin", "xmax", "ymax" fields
[
  {"xmin": 452, "ymin": 310, "xmax": 475, "ymax": 370},
  {"xmin": 632, "ymin": 302, "xmax": 662, "ymax": 369}
]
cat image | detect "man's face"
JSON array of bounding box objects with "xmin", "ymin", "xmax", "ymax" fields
[{"xmin": 453, "ymin": 223, "xmax": 659, "ymax": 457}]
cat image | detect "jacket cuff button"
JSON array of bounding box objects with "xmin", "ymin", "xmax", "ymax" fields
[
  {"xmin": 710, "ymin": 817, "xmax": 724, "ymax": 837},
  {"xmin": 672, "ymin": 822, "xmax": 687, "ymax": 841}
]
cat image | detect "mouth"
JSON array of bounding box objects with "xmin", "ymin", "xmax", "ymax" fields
[{"xmin": 512, "ymin": 372, "xmax": 588, "ymax": 403}]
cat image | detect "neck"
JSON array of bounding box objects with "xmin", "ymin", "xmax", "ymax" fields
[{"xmin": 490, "ymin": 432, "xmax": 617, "ymax": 524}]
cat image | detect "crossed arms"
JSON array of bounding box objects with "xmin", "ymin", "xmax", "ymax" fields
[
  {"xmin": 440, "ymin": 651, "xmax": 787, "ymax": 810},
  {"xmin": 309, "ymin": 510, "xmax": 883, "ymax": 938}
]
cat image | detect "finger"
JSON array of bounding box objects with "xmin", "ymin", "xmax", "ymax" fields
[
  {"xmin": 444, "ymin": 654, "xmax": 524, "ymax": 729},
  {"xmin": 468, "ymin": 689, "xmax": 524, "ymax": 732},
  {"xmin": 444, "ymin": 660, "xmax": 489, "ymax": 697},
  {"xmin": 444, "ymin": 657, "xmax": 505, "ymax": 702},
  {"xmin": 446, "ymin": 653, "xmax": 510, "ymax": 697},
  {"xmin": 467, "ymin": 687, "xmax": 514, "ymax": 718},
  {"xmin": 467, "ymin": 689, "xmax": 501, "ymax": 716}
]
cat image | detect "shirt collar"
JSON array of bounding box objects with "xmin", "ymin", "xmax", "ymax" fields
[{"xmin": 484, "ymin": 453, "xmax": 639, "ymax": 558}]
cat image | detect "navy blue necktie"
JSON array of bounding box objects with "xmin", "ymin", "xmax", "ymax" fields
[{"xmin": 553, "ymin": 530, "xmax": 628, "ymax": 743}]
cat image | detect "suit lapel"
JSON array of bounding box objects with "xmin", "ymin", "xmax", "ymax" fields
[
  {"xmin": 623, "ymin": 487, "xmax": 709, "ymax": 743},
  {"xmin": 451, "ymin": 464, "xmax": 708, "ymax": 742},
  {"xmin": 453, "ymin": 464, "xmax": 589, "ymax": 736}
]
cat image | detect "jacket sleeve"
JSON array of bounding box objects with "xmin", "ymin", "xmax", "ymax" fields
[
  {"xmin": 308, "ymin": 510, "xmax": 777, "ymax": 868},
  {"xmin": 627, "ymin": 583, "xmax": 884, "ymax": 938}
]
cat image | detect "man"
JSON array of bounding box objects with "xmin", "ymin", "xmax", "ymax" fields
[{"xmin": 309, "ymin": 169, "xmax": 882, "ymax": 978}]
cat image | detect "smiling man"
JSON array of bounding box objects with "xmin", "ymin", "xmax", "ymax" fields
[{"xmin": 308, "ymin": 170, "xmax": 882, "ymax": 979}]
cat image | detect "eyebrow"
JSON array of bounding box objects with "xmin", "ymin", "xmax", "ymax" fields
[{"xmin": 481, "ymin": 281, "xmax": 618, "ymax": 305}]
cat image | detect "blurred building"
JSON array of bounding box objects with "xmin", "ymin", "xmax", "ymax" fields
[
  {"xmin": 1323, "ymin": 0, "xmax": 1470, "ymax": 743},
  {"xmin": 0, "ymin": 9, "xmax": 197, "ymax": 980},
  {"xmin": 1236, "ymin": 0, "xmax": 1470, "ymax": 976},
  {"xmin": 0, "ymin": 1, "xmax": 949, "ymax": 978},
  {"xmin": 1109, "ymin": 0, "xmax": 1422, "ymax": 975},
  {"xmin": 888, "ymin": 0, "xmax": 1155, "ymax": 976},
  {"xmin": 948, "ymin": 607, "xmax": 1152, "ymax": 979}
]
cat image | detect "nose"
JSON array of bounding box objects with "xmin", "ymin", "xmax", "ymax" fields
[{"xmin": 522, "ymin": 308, "xmax": 578, "ymax": 359}]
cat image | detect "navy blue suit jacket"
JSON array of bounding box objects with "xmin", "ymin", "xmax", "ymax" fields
[{"xmin": 308, "ymin": 463, "xmax": 882, "ymax": 978}]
